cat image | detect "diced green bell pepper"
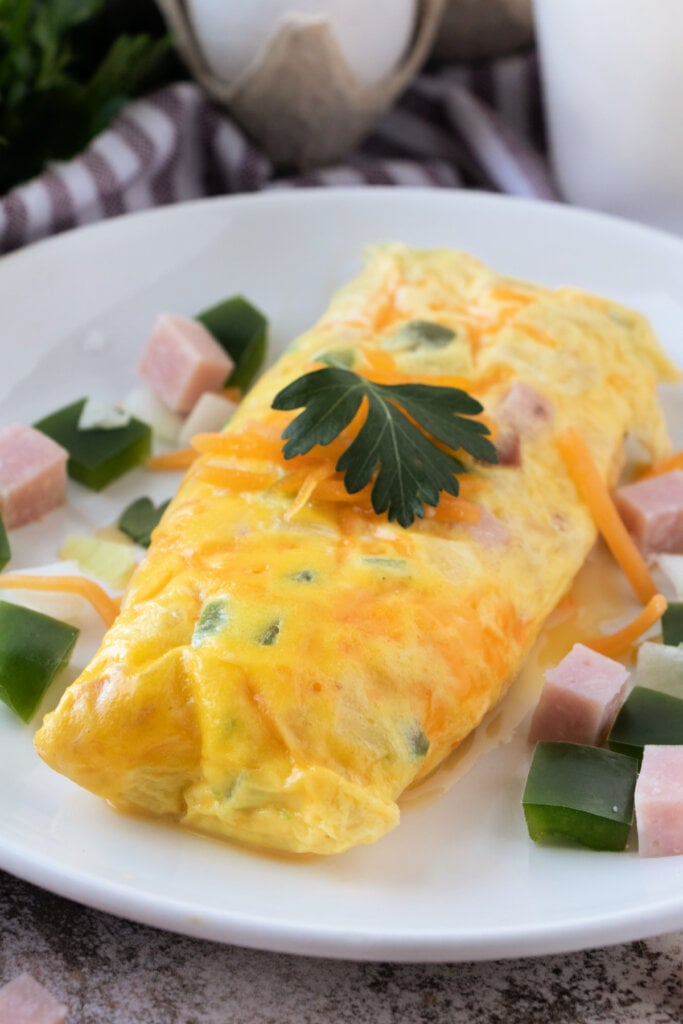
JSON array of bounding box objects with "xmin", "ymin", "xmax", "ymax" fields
[
  {"xmin": 192, "ymin": 599, "xmax": 229, "ymax": 648},
  {"xmin": 257, "ymin": 619, "xmax": 281, "ymax": 646},
  {"xmin": 35, "ymin": 399, "xmax": 151, "ymax": 491},
  {"xmin": 0, "ymin": 600, "xmax": 79, "ymax": 722},
  {"xmin": 197, "ymin": 295, "xmax": 267, "ymax": 392},
  {"xmin": 608, "ymin": 685, "xmax": 683, "ymax": 761},
  {"xmin": 0, "ymin": 514, "xmax": 9, "ymax": 570},
  {"xmin": 318, "ymin": 349, "xmax": 356, "ymax": 369},
  {"xmin": 662, "ymin": 601, "xmax": 683, "ymax": 647},
  {"xmin": 387, "ymin": 320, "xmax": 457, "ymax": 352},
  {"xmin": 406, "ymin": 724, "xmax": 429, "ymax": 759},
  {"xmin": 522, "ymin": 741, "xmax": 638, "ymax": 851},
  {"xmin": 118, "ymin": 496, "xmax": 170, "ymax": 548}
]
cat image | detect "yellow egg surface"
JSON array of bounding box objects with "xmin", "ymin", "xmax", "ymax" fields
[{"xmin": 34, "ymin": 245, "xmax": 678, "ymax": 855}]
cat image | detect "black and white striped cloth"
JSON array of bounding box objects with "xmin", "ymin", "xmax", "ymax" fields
[{"xmin": 0, "ymin": 52, "xmax": 558, "ymax": 254}]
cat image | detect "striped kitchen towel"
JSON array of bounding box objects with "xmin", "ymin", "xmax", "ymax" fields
[{"xmin": 0, "ymin": 52, "xmax": 557, "ymax": 254}]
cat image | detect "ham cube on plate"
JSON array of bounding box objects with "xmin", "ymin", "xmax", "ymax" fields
[
  {"xmin": 635, "ymin": 745, "xmax": 683, "ymax": 857},
  {"xmin": 137, "ymin": 314, "xmax": 234, "ymax": 414},
  {"xmin": 0, "ymin": 423, "xmax": 68, "ymax": 529},
  {"xmin": 0, "ymin": 972, "xmax": 67, "ymax": 1024},
  {"xmin": 614, "ymin": 470, "xmax": 683, "ymax": 553},
  {"xmin": 528, "ymin": 642, "xmax": 629, "ymax": 746}
]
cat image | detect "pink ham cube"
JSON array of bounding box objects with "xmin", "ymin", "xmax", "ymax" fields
[
  {"xmin": 496, "ymin": 382, "xmax": 553, "ymax": 435},
  {"xmin": 635, "ymin": 745, "xmax": 683, "ymax": 857},
  {"xmin": 528, "ymin": 642, "xmax": 629, "ymax": 746},
  {"xmin": 494, "ymin": 383, "xmax": 554, "ymax": 466},
  {"xmin": 614, "ymin": 470, "xmax": 683, "ymax": 553},
  {"xmin": 0, "ymin": 972, "xmax": 67, "ymax": 1024},
  {"xmin": 137, "ymin": 314, "xmax": 234, "ymax": 414},
  {"xmin": 0, "ymin": 423, "xmax": 68, "ymax": 529}
]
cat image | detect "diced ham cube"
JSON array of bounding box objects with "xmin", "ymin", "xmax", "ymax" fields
[
  {"xmin": 495, "ymin": 431, "xmax": 521, "ymax": 468},
  {"xmin": 528, "ymin": 642, "xmax": 629, "ymax": 746},
  {"xmin": 494, "ymin": 383, "xmax": 553, "ymax": 466},
  {"xmin": 466, "ymin": 506, "xmax": 509, "ymax": 548},
  {"xmin": 496, "ymin": 382, "xmax": 554, "ymax": 433},
  {"xmin": 614, "ymin": 470, "xmax": 683, "ymax": 553},
  {"xmin": 137, "ymin": 314, "xmax": 234, "ymax": 414},
  {"xmin": 635, "ymin": 745, "xmax": 683, "ymax": 857},
  {"xmin": 0, "ymin": 424, "xmax": 68, "ymax": 529},
  {"xmin": 0, "ymin": 972, "xmax": 67, "ymax": 1024}
]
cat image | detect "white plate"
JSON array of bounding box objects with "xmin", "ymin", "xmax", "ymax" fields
[{"xmin": 1, "ymin": 189, "xmax": 682, "ymax": 963}]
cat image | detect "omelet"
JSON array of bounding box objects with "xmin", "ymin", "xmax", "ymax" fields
[{"xmin": 34, "ymin": 245, "xmax": 678, "ymax": 855}]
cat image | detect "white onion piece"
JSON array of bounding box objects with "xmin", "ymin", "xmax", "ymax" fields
[
  {"xmin": 78, "ymin": 398, "xmax": 131, "ymax": 430},
  {"xmin": 121, "ymin": 386, "xmax": 183, "ymax": 444},
  {"xmin": 635, "ymin": 640, "xmax": 683, "ymax": 698},
  {"xmin": 178, "ymin": 392, "xmax": 238, "ymax": 446},
  {"xmin": 654, "ymin": 553, "xmax": 683, "ymax": 597}
]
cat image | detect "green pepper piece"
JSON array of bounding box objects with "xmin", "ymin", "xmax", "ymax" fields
[
  {"xmin": 387, "ymin": 320, "xmax": 457, "ymax": 352},
  {"xmin": 197, "ymin": 295, "xmax": 268, "ymax": 392},
  {"xmin": 405, "ymin": 724, "xmax": 430, "ymax": 759},
  {"xmin": 192, "ymin": 599, "xmax": 229, "ymax": 648},
  {"xmin": 607, "ymin": 685, "xmax": 683, "ymax": 761},
  {"xmin": 35, "ymin": 399, "xmax": 151, "ymax": 491},
  {"xmin": 118, "ymin": 496, "xmax": 170, "ymax": 548},
  {"xmin": 522, "ymin": 742, "xmax": 638, "ymax": 851},
  {"xmin": 257, "ymin": 619, "xmax": 281, "ymax": 646},
  {"xmin": 0, "ymin": 514, "xmax": 9, "ymax": 570},
  {"xmin": 662, "ymin": 601, "xmax": 683, "ymax": 646},
  {"xmin": 0, "ymin": 600, "xmax": 79, "ymax": 722},
  {"xmin": 318, "ymin": 349, "xmax": 356, "ymax": 370}
]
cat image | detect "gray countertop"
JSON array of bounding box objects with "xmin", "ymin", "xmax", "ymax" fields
[{"xmin": 1, "ymin": 870, "xmax": 681, "ymax": 1024}]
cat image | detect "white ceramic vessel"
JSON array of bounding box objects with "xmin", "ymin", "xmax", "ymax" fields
[{"xmin": 534, "ymin": 0, "xmax": 683, "ymax": 234}]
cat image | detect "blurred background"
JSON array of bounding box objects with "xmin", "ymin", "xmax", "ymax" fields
[
  {"xmin": 0, "ymin": 0, "xmax": 554, "ymax": 251},
  {"xmin": 2, "ymin": 0, "xmax": 681, "ymax": 253}
]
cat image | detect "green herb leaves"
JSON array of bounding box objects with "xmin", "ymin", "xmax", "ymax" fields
[
  {"xmin": 272, "ymin": 365, "xmax": 497, "ymax": 528},
  {"xmin": 0, "ymin": 0, "xmax": 173, "ymax": 194}
]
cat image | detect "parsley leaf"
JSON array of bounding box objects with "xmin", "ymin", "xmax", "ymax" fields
[{"xmin": 272, "ymin": 365, "xmax": 497, "ymax": 528}]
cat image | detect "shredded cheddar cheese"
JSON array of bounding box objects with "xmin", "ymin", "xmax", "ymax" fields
[
  {"xmin": 0, "ymin": 574, "xmax": 120, "ymax": 627},
  {"xmin": 639, "ymin": 449, "xmax": 683, "ymax": 479},
  {"xmin": 586, "ymin": 594, "xmax": 668, "ymax": 659},
  {"xmin": 557, "ymin": 427, "xmax": 658, "ymax": 605},
  {"xmin": 147, "ymin": 448, "xmax": 197, "ymax": 471}
]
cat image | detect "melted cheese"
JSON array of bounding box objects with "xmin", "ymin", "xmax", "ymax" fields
[{"xmin": 34, "ymin": 245, "xmax": 678, "ymax": 855}]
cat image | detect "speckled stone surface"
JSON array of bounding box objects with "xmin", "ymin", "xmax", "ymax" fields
[{"xmin": 1, "ymin": 870, "xmax": 681, "ymax": 1024}]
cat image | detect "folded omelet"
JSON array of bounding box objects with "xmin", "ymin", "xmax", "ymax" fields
[{"xmin": 35, "ymin": 245, "xmax": 677, "ymax": 854}]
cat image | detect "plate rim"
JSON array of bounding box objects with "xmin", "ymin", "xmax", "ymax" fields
[
  {"xmin": 1, "ymin": 186, "xmax": 683, "ymax": 962},
  {"xmin": 4, "ymin": 185, "xmax": 683, "ymax": 268},
  {"xmin": 3, "ymin": 828, "xmax": 683, "ymax": 963}
]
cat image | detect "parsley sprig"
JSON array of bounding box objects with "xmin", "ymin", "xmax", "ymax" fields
[
  {"xmin": 0, "ymin": 0, "xmax": 174, "ymax": 195},
  {"xmin": 272, "ymin": 364, "xmax": 497, "ymax": 528}
]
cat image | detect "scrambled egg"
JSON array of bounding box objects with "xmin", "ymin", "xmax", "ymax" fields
[{"xmin": 34, "ymin": 245, "xmax": 677, "ymax": 854}]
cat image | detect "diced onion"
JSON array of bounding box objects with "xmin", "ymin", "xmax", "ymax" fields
[
  {"xmin": 121, "ymin": 386, "xmax": 183, "ymax": 444},
  {"xmin": 178, "ymin": 392, "xmax": 238, "ymax": 446}
]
